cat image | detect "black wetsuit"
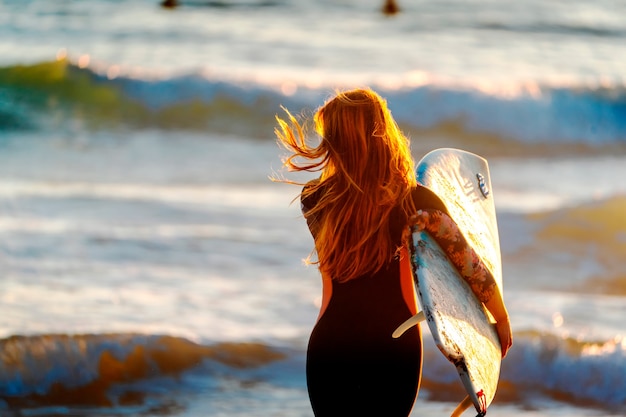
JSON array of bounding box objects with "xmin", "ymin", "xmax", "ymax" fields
[{"xmin": 303, "ymin": 184, "xmax": 448, "ymax": 417}]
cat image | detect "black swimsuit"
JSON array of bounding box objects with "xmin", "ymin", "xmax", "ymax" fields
[{"xmin": 303, "ymin": 184, "xmax": 448, "ymax": 417}]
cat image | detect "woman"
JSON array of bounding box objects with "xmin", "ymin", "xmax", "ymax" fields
[{"xmin": 275, "ymin": 88, "xmax": 512, "ymax": 416}]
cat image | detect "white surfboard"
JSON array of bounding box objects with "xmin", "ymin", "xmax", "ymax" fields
[{"xmin": 394, "ymin": 148, "xmax": 503, "ymax": 416}]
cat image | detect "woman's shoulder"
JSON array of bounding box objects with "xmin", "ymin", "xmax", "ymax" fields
[
  {"xmin": 301, "ymin": 178, "xmax": 322, "ymax": 213},
  {"xmin": 411, "ymin": 184, "xmax": 449, "ymax": 214}
]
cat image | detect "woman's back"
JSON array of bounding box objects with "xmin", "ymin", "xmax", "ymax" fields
[
  {"xmin": 307, "ymin": 259, "xmax": 422, "ymax": 416},
  {"xmin": 303, "ymin": 184, "xmax": 447, "ymax": 416}
]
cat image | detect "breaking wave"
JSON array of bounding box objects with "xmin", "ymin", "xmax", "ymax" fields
[
  {"xmin": 1, "ymin": 331, "xmax": 625, "ymax": 413},
  {"xmin": 1, "ymin": 59, "xmax": 625, "ymax": 148}
]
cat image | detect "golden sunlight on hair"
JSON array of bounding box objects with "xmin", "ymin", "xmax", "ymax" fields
[{"xmin": 274, "ymin": 88, "xmax": 417, "ymax": 282}]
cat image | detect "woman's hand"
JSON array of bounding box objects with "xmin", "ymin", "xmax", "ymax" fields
[{"xmin": 495, "ymin": 318, "xmax": 513, "ymax": 358}]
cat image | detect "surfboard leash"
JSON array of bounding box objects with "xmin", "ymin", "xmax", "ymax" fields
[{"xmin": 476, "ymin": 389, "xmax": 487, "ymax": 416}]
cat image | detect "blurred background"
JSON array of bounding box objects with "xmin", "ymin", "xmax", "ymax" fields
[{"xmin": 0, "ymin": 0, "xmax": 625, "ymax": 416}]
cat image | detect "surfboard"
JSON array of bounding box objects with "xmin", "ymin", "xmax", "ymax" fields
[{"xmin": 394, "ymin": 148, "xmax": 503, "ymax": 416}]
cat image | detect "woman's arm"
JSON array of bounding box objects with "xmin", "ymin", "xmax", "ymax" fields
[{"xmin": 411, "ymin": 209, "xmax": 512, "ymax": 358}]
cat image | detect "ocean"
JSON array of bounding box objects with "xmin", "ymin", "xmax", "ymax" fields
[{"xmin": 1, "ymin": 0, "xmax": 625, "ymax": 416}]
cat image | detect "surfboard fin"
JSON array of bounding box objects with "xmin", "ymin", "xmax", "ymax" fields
[
  {"xmin": 392, "ymin": 311, "xmax": 425, "ymax": 338},
  {"xmin": 450, "ymin": 395, "xmax": 472, "ymax": 417}
]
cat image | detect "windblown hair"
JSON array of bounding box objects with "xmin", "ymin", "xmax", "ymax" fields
[{"xmin": 275, "ymin": 88, "xmax": 417, "ymax": 282}]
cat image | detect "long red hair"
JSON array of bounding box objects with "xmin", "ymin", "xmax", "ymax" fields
[{"xmin": 275, "ymin": 88, "xmax": 417, "ymax": 282}]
